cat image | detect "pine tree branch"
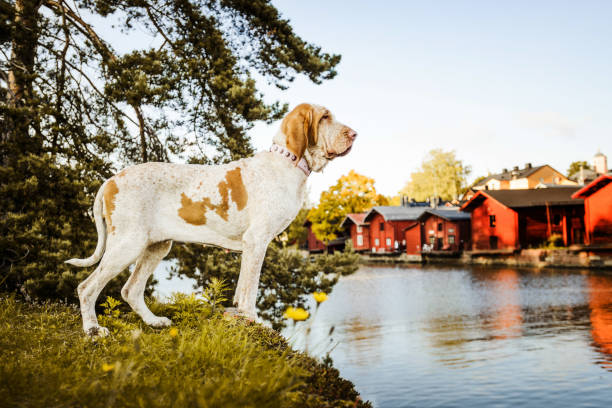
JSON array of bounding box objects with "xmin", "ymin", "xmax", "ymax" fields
[
  {"xmin": 43, "ymin": 0, "xmax": 163, "ymax": 162},
  {"xmin": 143, "ymin": 3, "xmax": 176, "ymax": 52}
]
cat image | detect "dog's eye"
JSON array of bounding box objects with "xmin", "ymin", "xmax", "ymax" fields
[{"xmin": 322, "ymin": 114, "xmax": 329, "ymax": 120}]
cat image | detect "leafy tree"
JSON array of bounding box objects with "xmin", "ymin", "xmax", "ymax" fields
[
  {"xmin": 307, "ymin": 170, "xmax": 388, "ymax": 242},
  {"xmin": 399, "ymin": 149, "xmax": 471, "ymax": 201},
  {"xmin": 470, "ymin": 175, "xmax": 487, "ymax": 188},
  {"xmin": 567, "ymin": 161, "xmax": 591, "ymax": 178},
  {"xmin": 1, "ymin": 0, "xmax": 343, "ymax": 312}
]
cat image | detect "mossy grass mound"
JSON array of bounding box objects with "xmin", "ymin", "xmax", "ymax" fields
[{"xmin": 0, "ymin": 295, "xmax": 370, "ymax": 408}]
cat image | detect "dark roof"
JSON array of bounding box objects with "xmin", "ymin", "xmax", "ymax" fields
[
  {"xmin": 418, "ymin": 208, "xmax": 471, "ymax": 221},
  {"xmin": 462, "ymin": 187, "xmax": 583, "ymax": 211},
  {"xmin": 572, "ymin": 174, "xmax": 612, "ymax": 198},
  {"xmin": 364, "ymin": 206, "xmax": 428, "ymax": 222},
  {"xmin": 473, "ymin": 164, "xmax": 548, "ymax": 187},
  {"xmin": 339, "ymin": 213, "xmax": 368, "ymax": 228}
]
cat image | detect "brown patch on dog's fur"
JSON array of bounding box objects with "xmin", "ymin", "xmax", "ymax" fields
[
  {"xmin": 178, "ymin": 193, "xmax": 213, "ymax": 225},
  {"xmin": 178, "ymin": 167, "xmax": 248, "ymax": 225},
  {"xmin": 117, "ymin": 169, "xmax": 128, "ymax": 177},
  {"xmin": 225, "ymin": 167, "xmax": 248, "ymax": 211},
  {"xmin": 103, "ymin": 180, "xmax": 119, "ymax": 233}
]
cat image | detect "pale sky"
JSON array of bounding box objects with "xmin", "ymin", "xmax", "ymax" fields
[
  {"xmin": 248, "ymin": 0, "xmax": 612, "ymax": 202},
  {"xmin": 93, "ymin": 1, "xmax": 612, "ymax": 203}
]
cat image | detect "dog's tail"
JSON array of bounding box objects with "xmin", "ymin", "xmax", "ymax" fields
[{"xmin": 65, "ymin": 181, "xmax": 107, "ymax": 267}]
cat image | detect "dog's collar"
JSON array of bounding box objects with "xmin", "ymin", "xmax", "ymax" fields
[{"xmin": 269, "ymin": 144, "xmax": 311, "ymax": 176}]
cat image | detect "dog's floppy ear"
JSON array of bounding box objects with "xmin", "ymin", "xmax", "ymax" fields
[
  {"xmin": 308, "ymin": 106, "xmax": 327, "ymax": 148},
  {"xmin": 282, "ymin": 103, "xmax": 323, "ymax": 162}
]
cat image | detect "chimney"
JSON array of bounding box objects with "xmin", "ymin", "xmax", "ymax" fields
[
  {"xmin": 511, "ymin": 166, "xmax": 520, "ymax": 179},
  {"xmin": 525, "ymin": 163, "xmax": 532, "ymax": 169},
  {"xmin": 502, "ymin": 168, "xmax": 508, "ymax": 173}
]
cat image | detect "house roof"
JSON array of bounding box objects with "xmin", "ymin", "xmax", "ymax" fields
[
  {"xmin": 418, "ymin": 208, "xmax": 471, "ymax": 221},
  {"xmin": 572, "ymin": 173, "xmax": 612, "ymax": 199},
  {"xmin": 569, "ymin": 168, "xmax": 598, "ymax": 182},
  {"xmin": 473, "ymin": 164, "xmax": 550, "ymax": 187},
  {"xmin": 461, "ymin": 187, "xmax": 583, "ymax": 211},
  {"xmin": 364, "ymin": 206, "xmax": 428, "ymax": 222},
  {"xmin": 339, "ymin": 213, "xmax": 368, "ymax": 229}
]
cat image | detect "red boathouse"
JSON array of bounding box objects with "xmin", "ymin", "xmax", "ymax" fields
[
  {"xmin": 340, "ymin": 213, "xmax": 370, "ymax": 252},
  {"xmin": 461, "ymin": 187, "xmax": 584, "ymax": 250},
  {"xmin": 405, "ymin": 208, "xmax": 471, "ymax": 254},
  {"xmin": 572, "ymin": 174, "xmax": 612, "ymax": 246},
  {"xmin": 364, "ymin": 206, "xmax": 428, "ymax": 253}
]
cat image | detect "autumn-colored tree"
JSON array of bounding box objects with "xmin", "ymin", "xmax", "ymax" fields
[
  {"xmin": 399, "ymin": 149, "xmax": 471, "ymax": 201},
  {"xmin": 307, "ymin": 170, "xmax": 387, "ymax": 242}
]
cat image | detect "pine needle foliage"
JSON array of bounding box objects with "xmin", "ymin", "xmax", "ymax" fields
[{"xmin": 1, "ymin": 0, "xmax": 341, "ymax": 303}]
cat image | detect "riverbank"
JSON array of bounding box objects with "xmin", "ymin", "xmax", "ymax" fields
[
  {"xmin": 359, "ymin": 246, "xmax": 612, "ymax": 270},
  {"xmin": 0, "ymin": 295, "xmax": 369, "ymax": 408}
]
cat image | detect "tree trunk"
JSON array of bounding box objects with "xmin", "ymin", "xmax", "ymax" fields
[
  {"xmin": 2, "ymin": 0, "xmax": 41, "ymax": 165},
  {"xmin": 7, "ymin": 0, "xmax": 40, "ymax": 108}
]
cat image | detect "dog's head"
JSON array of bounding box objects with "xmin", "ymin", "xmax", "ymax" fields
[{"xmin": 277, "ymin": 103, "xmax": 357, "ymax": 172}]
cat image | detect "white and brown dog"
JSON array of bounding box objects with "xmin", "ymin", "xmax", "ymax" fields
[{"xmin": 67, "ymin": 103, "xmax": 356, "ymax": 336}]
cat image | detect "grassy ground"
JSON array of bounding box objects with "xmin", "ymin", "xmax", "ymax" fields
[{"xmin": 0, "ymin": 294, "xmax": 370, "ymax": 408}]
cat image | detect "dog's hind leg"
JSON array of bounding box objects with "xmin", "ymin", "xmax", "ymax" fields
[
  {"xmin": 121, "ymin": 240, "xmax": 173, "ymax": 328},
  {"xmin": 77, "ymin": 236, "xmax": 147, "ymax": 336}
]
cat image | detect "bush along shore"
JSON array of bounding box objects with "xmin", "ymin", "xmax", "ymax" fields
[{"xmin": 0, "ymin": 294, "xmax": 370, "ymax": 408}]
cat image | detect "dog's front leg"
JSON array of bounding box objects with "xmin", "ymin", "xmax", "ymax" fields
[{"xmin": 233, "ymin": 232, "xmax": 271, "ymax": 319}]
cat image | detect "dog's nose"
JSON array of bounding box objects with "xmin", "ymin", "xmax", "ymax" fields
[{"xmin": 347, "ymin": 129, "xmax": 358, "ymax": 140}]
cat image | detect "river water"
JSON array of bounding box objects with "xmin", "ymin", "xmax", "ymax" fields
[{"xmin": 286, "ymin": 265, "xmax": 612, "ymax": 407}]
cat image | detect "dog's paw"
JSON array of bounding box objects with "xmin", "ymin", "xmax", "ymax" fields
[
  {"xmin": 224, "ymin": 307, "xmax": 257, "ymax": 322},
  {"xmin": 86, "ymin": 326, "xmax": 110, "ymax": 338},
  {"xmin": 147, "ymin": 316, "xmax": 172, "ymax": 328}
]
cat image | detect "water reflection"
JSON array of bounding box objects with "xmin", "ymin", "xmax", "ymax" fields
[
  {"xmin": 293, "ymin": 265, "xmax": 612, "ymax": 407},
  {"xmin": 588, "ymin": 275, "xmax": 612, "ymax": 370},
  {"xmin": 342, "ymin": 318, "xmax": 383, "ymax": 367},
  {"xmin": 489, "ymin": 269, "xmax": 522, "ymax": 339}
]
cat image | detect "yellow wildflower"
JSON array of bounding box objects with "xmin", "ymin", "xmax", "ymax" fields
[
  {"xmin": 313, "ymin": 292, "xmax": 328, "ymax": 304},
  {"xmin": 101, "ymin": 363, "xmax": 114, "ymax": 372},
  {"xmin": 283, "ymin": 307, "xmax": 309, "ymax": 321},
  {"xmin": 169, "ymin": 327, "xmax": 178, "ymax": 337}
]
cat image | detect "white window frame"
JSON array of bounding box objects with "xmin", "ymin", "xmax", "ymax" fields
[{"xmin": 357, "ymin": 235, "xmax": 363, "ymax": 246}]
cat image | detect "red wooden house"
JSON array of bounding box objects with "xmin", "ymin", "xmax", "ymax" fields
[
  {"xmin": 303, "ymin": 220, "xmax": 348, "ymax": 253},
  {"xmin": 304, "ymin": 219, "xmax": 326, "ymax": 253},
  {"xmin": 572, "ymin": 174, "xmax": 612, "ymax": 246},
  {"xmin": 339, "ymin": 213, "xmax": 370, "ymax": 252},
  {"xmin": 404, "ymin": 209, "xmax": 471, "ymax": 254},
  {"xmin": 364, "ymin": 206, "xmax": 427, "ymax": 253},
  {"xmin": 460, "ymin": 187, "xmax": 584, "ymax": 250}
]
